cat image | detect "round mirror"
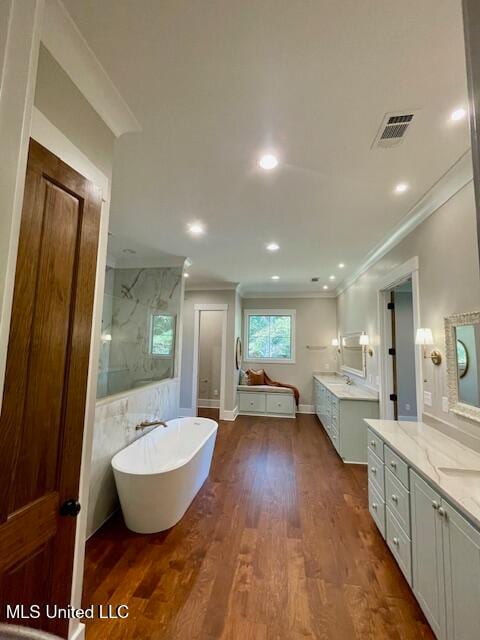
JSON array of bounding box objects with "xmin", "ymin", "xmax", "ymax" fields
[
  {"xmin": 235, "ymin": 337, "xmax": 242, "ymax": 370},
  {"xmin": 456, "ymin": 339, "xmax": 468, "ymax": 379}
]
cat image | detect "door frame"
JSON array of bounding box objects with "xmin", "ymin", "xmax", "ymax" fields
[
  {"xmin": 192, "ymin": 304, "xmax": 228, "ymax": 420},
  {"xmin": 31, "ymin": 108, "xmax": 110, "ymax": 640},
  {"xmin": 377, "ymin": 257, "xmax": 423, "ymax": 421}
]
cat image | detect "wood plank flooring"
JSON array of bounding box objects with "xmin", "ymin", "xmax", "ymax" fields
[{"xmin": 82, "ymin": 412, "xmax": 434, "ymax": 640}]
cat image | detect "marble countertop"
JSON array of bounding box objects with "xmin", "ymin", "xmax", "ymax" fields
[
  {"xmin": 365, "ymin": 419, "xmax": 480, "ymax": 530},
  {"xmin": 313, "ymin": 373, "xmax": 379, "ymax": 402}
]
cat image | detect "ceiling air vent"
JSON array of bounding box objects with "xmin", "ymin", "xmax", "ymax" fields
[{"xmin": 372, "ymin": 111, "xmax": 417, "ymax": 149}]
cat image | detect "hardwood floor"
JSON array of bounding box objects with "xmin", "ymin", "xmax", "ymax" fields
[{"xmin": 82, "ymin": 413, "xmax": 434, "ymax": 640}]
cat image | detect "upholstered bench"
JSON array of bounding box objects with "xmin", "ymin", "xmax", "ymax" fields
[{"xmin": 237, "ymin": 384, "xmax": 296, "ymax": 418}]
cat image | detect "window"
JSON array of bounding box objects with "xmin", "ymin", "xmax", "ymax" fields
[
  {"xmin": 244, "ymin": 310, "xmax": 296, "ymax": 363},
  {"xmin": 150, "ymin": 314, "xmax": 176, "ymax": 357}
]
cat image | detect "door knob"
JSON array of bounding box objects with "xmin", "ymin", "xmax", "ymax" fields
[{"xmin": 60, "ymin": 499, "xmax": 81, "ymax": 517}]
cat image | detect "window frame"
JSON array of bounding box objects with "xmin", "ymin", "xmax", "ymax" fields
[
  {"xmin": 149, "ymin": 312, "xmax": 176, "ymax": 359},
  {"xmin": 243, "ymin": 309, "xmax": 296, "ymax": 364}
]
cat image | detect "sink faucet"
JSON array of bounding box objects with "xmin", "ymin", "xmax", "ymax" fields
[
  {"xmin": 343, "ymin": 375, "xmax": 353, "ymax": 385},
  {"xmin": 136, "ymin": 419, "xmax": 168, "ymax": 431}
]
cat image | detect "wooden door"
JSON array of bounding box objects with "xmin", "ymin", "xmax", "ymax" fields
[
  {"xmin": 443, "ymin": 500, "xmax": 480, "ymax": 640},
  {"xmin": 0, "ymin": 140, "xmax": 102, "ymax": 637},
  {"xmin": 410, "ymin": 470, "xmax": 447, "ymax": 640}
]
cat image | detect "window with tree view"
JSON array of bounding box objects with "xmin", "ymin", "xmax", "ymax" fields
[
  {"xmin": 151, "ymin": 314, "xmax": 175, "ymax": 357},
  {"xmin": 246, "ymin": 312, "xmax": 295, "ymax": 362}
]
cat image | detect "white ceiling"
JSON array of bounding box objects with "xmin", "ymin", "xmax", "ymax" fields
[{"xmin": 64, "ymin": 0, "xmax": 471, "ymax": 294}]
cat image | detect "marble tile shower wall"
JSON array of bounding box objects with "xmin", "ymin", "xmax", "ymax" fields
[
  {"xmin": 88, "ymin": 378, "xmax": 180, "ymax": 537},
  {"xmin": 97, "ymin": 266, "xmax": 183, "ymax": 398}
]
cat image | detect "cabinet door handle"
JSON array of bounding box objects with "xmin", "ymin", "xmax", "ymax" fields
[
  {"xmin": 371, "ymin": 467, "xmax": 377, "ymax": 474},
  {"xmin": 370, "ymin": 440, "xmax": 376, "ymax": 447},
  {"xmin": 393, "ymin": 537, "xmax": 400, "ymax": 547},
  {"xmin": 391, "ymin": 494, "xmax": 398, "ymax": 504},
  {"xmin": 390, "ymin": 461, "xmax": 397, "ymax": 469},
  {"xmin": 438, "ymin": 507, "xmax": 447, "ymax": 518},
  {"xmin": 372, "ymin": 503, "xmax": 378, "ymax": 510},
  {"xmin": 432, "ymin": 500, "xmax": 440, "ymax": 510}
]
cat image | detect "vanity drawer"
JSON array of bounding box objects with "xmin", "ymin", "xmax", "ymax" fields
[
  {"xmin": 367, "ymin": 428, "xmax": 384, "ymax": 461},
  {"xmin": 385, "ymin": 445, "xmax": 409, "ymax": 489},
  {"xmin": 330, "ymin": 425, "xmax": 340, "ymax": 453},
  {"xmin": 385, "ymin": 468, "xmax": 410, "ymax": 535},
  {"xmin": 239, "ymin": 392, "xmax": 266, "ymax": 413},
  {"xmin": 386, "ymin": 509, "xmax": 412, "ymax": 586},
  {"xmin": 368, "ymin": 448, "xmax": 385, "ymax": 498},
  {"xmin": 266, "ymin": 393, "xmax": 294, "ymax": 415},
  {"xmin": 368, "ymin": 481, "xmax": 386, "ymax": 538}
]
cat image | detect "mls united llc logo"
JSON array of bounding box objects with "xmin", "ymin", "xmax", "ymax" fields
[{"xmin": 5, "ymin": 604, "xmax": 129, "ymax": 620}]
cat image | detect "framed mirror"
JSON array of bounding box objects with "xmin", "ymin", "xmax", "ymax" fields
[
  {"xmin": 445, "ymin": 311, "xmax": 480, "ymax": 422},
  {"xmin": 340, "ymin": 332, "xmax": 367, "ymax": 378}
]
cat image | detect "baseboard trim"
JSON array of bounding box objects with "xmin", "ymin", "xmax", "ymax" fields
[
  {"xmin": 221, "ymin": 405, "xmax": 238, "ymax": 421},
  {"xmin": 197, "ymin": 398, "xmax": 220, "ymax": 409},
  {"xmin": 298, "ymin": 404, "xmax": 314, "ymax": 414},
  {"xmin": 86, "ymin": 507, "xmax": 119, "ymax": 541},
  {"xmin": 69, "ymin": 622, "xmax": 85, "ymax": 640},
  {"xmin": 179, "ymin": 407, "xmax": 195, "ymax": 417}
]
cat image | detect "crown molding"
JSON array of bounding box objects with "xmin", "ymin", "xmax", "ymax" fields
[
  {"xmin": 185, "ymin": 282, "xmax": 239, "ymax": 292},
  {"xmin": 241, "ymin": 290, "xmax": 336, "ymax": 299},
  {"xmin": 41, "ymin": 0, "xmax": 141, "ymax": 137},
  {"xmin": 336, "ymin": 150, "xmax": 473, "ymax": 296}
]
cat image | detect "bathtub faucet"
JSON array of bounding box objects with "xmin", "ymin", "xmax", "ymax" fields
[{"xmin": 136, "ymin": 419, "xmax": 168, "ymax": 431}]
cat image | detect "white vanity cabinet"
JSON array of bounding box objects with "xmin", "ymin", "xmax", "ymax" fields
[
  {"xmin": 313, "ymin": 376, "xmax": 379, "ymax": 463},
  {"xmin": 411, "ymin": 469, "xmax": 480, "ymax": 640},
  {"xmin": 443, "ymin": 499, "xmax": 480, "ymax": 640},
  {"xmin": 366, "ymin": 421, "xmax": 480, "ymax": 640},
  {"xmin": 410, "ymin": 471, "xmax": 447, "ymax": 639}
]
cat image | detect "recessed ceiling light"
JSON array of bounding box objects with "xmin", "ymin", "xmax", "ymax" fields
[
  {"xmin": 329, "ymin": 275, "xmax": 336, "ymax": 281},
  {"xmin": 259, "ymin": 154, "xmax": 279, "ymax": 170},
  {"xmin": 451, "ymin": 107, "xmax": 467, "ymax": 121},
  {"xmin": 394, "ymin": 182, "xmax": 409, "ymax": 194},
  {"xmin": 187, "ymin": 222, "xmax": 205, "ymax": 235},
  {"xmin": 183, "ymin": 272, "xmax": 189, "ymax": 278},
  {"xmin": 338, "ymin": 263, "xmax": 345, "ymax": 269},
  {"xmin": 271, "ymin": 275, "xmax": 280, "ymax": 280},
  {"xmin": 266, "ymin": 242, "xmax": 280, "ymax": 252},
  {"xmin": 323, "ymin": 285, "xmax": 329, "ymax": 290}
]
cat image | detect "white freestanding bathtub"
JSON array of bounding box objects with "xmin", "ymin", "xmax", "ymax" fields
[{"xmin": 112, "ymin": 417, "xmax": 218, "ymax": 533}]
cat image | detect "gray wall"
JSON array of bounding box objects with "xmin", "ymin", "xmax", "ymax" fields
[
  {"xmin": 198, "ymin": 310, "xmax": 223, "ymax": 402},
  {"xmin": 35, "ymin": 45, "xmax": 114, "ymax": 179},
  {"xmin": 394, "ymin": 291, "xmax": 417, "ymax": 419},
  {"xmin": 180, "ymin": 289, "xmax": 240, "ymax": 414},
  {"xmin": 242, "ymin": 297, "xmax": 338, "ymax": 406},
  {"xmin": 337, "ymin": 181, "xmax": 480, "ymax": 443}
]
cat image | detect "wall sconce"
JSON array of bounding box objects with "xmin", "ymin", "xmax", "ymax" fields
[
  {"xmin": 415, "ymin": 327, "xmax": 442, "ymax": 365},
  {"xmin": 359, "ymin": 331, "xmax": 374, "ymax": 357}
]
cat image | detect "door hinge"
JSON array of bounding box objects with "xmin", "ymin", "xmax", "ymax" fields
[
  {"xmin": 389, "ymin": 393, "xmax": 398, "ymax": 402},
  {"xmin": 388, "ymin": 347, "xmax": 396, "ymax": 356},
  {"xmin": 387, "ymin": 302, "xmax": 395, "ymax": 311}
]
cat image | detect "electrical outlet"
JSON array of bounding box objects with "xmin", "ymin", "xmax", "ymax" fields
[
  {"xmin": 405, "ymin": 403, "xmax": 411, "ymax": 411},
  {"xmin": 423, "ymin": 391, "xmax": 432, "ymax": 407},
  {"xmin": 442, "ymin": 396, "xmax": 449, "ymax": 413},
  {"xmin": 213, "ymin": 389, "xmax": 218, "ymax": 397}
]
